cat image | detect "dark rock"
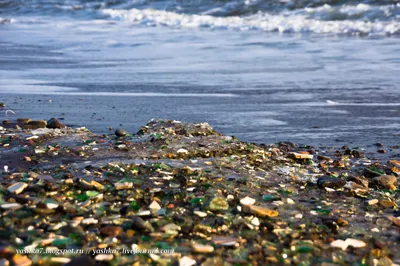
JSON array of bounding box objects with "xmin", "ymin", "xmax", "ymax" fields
[
  {"xmin": 24, "ymin": 120, "xmax": 47, "ymax": 129},
  {"xmin": 120, "ymin": 205, "xmax": 129, "ymax": 215},
  {"xmin": 63, "ymin": 173, "xmax": 74, "ymax": 179},
  {"xmin": 362, "ymin": 168, "xmax": 382, "ymax": 179},
  {"xmin": 173, "ymin": 215, "xmax": 185, "ymax": 224},
  {"xmin": 47, "ymin": 117, "xmax": 66, "ymax": 129},
  {"xmin": 351, "ymin": 150, "xmax": 363, "ymax": 158},
  {"xmin": 377, "ymin": 149, "xmax": 386, "ymax": 154},
  {"xmin": 131, "ymin": 216, "xmax": 146, "ymax": 231},
  {"xmin": 60, "ymin": 225, "xmax": 77, "ymax": 236},
  {"xmin": 5, "ymin": 195, "xmax": 32, "ymax": 205},
  {"xmin": 180, "ymin": 225, "xmax": 193, "ymax": 235},
  {"xmin": 2, "ymin": 120, "xmax": 10, "ymax": 125},
  {"xmin": 323, "ymin": 220, "xmax": 339, "ymax": 233},
  {"xmin": 373, "ymin": 175, "xmax": 397, "ymax": 190},
  {"xmin": 317, "ymin": 177, "xmax": 346, "ymax": 189},
  {"xmin": 64, "ymin": 256, "xmax": 95, "ymax": 266},
  {"xmin": 347, "ymin": 175, "xmax": 369, "ymax": 188},
  {"xmin": 115, "ymin": 129, "xmax": 128, "ymax": 137},
  {"xmin": 37, "ymin": 175, "xmax": 56, "ymax": 183},
  {"xmin": 317, "ymin": 155, "xmax": 332, "ymax": 161},
  {"xmin": 55, "ymin": 205, "xmax": 65, "ymax": 214},
  {"xmin": 16, "ymin": 118, "xmax": 31, "ymax": 124},
  {"xmin": 279, "ymin": 142, "xmax": 297, "ymax": 148},
  {"xmin": 260, "ymin": 220, "xmax": 276, "ymax": 231},
  {"xmin": 215, "ymin": 217, "xmax": 225, "ymax": 227},
  {"xmin": 99, "ymin": 225, "xmax": 123, "ymax": 237}
]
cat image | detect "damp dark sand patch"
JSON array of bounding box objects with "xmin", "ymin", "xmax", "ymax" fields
[{"xmin": 0, "ymin": 119, "xmax": 399, "ymax": 266}]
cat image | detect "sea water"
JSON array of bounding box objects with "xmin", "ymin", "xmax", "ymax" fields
[{"xmin": 0, "ymin": 0, "xmax": 399, "ymax": 146}]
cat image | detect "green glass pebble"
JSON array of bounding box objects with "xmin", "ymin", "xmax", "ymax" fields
[
  {"xmin": 131, "ymin": 200, "xmax": 140, "ymax": 211},
  {"xmin": 104, "ymin": 171, "xmax": 116, "ymax": 177},
  {"xmin": 69, "ymin": 233, "xmax": 82, "ymax": 243},
  {"xmin": 370, "ymin": 167, "xmax": 384, "ymax": 175},
  {"xmin": 141, "ymin": 235, "xmax": 151, "ymax": 242},
  {"xmin": 190, "ymin": 197, "xmax": 204, "ymax": 204},
  {"xmin": 316, "ymin": 208, "xmax": 331, "ymax": 215},
  {"xmin": 152, "ymin": 133, "xmax": 162, "ymax": 139},
  {"xmin": 53, "ymin": 238, "xmax": 72, "ymax": 248},
  {"xmin": 0, "ymin": 195, "xmax": 5, "ymax": 204},
  {"xmin": 76, "ymin": 194, "xmax": 89, "ymax": 202},
  {"xmin": 156, "ymin": 242, "xmax": 171, "ymax": 250},
  {"xmin": 86, "ymin": 191, "xmax": 100, "ymax": 198},
  {"xmin": 277, "ymin": 189, "xmax": 292, "ymax": 196},
  {"xmin": 296, "ymin": 245, "xmax": 314, "ymax": 253},
  {"xmin": 262, "ymin": 194, "xmax": 279, "ymax": 202}
]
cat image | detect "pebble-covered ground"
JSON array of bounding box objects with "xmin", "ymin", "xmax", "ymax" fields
[{"xmin": 0, "ymin": 114, "xmax": 399, "ymax": 266}]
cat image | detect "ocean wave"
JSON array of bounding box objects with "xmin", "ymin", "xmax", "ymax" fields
[
  {"xmin": 102, "ymin": 7, "xmax": 400, "ymax": 36},
  {"xmin": 2, "ymin": 0, "xmax": 400, "ymax": 18},
  {"xmin": 302, "ymin": 3, "xmax": 400, "ymax": 21},
  {"xmin": 0, "ymin": 17, "xmax": 14, "ymax": 24}
]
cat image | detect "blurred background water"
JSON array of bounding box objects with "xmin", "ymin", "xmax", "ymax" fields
[{"xmin": 0, "ymin": 0, "xmax": 399, "ymax": 146}]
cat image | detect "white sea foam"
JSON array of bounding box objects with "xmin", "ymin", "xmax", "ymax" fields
[
  {"xmin": 305, "ymin": 3, "xmax": 372, "ymax": 15},
  {"xmin": 287, "ymin": 102, "xmax": 400, "ymax": 107},
  {"xmin": 49, "ymin": 92, "xmax": 238, "ymax": 97},
  {"xmin": 303, "ymin": 3, "xmax": 399, "ymax": 20},
  {"xmin": 0, "ymin": 17, "xmax": 15, "ymax": 24},
  {"xmin": 326, "ymin": 100, "xmax": 338, "ymax": 105},
  {"xmin": 2, "ymin": 89, "xmax": 238, "ymax": 97},
  {"xmin": 102, "ymin": 5, "xmax": 400, "ymax": 35},
  {"xmin": 0, "ymin": 84, "xmax": 79, "ymax": 93}
]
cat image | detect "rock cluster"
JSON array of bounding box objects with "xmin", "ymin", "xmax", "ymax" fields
[{"xmin": 0, "ymin": 118, "xmax": 398, "ymax": 265}]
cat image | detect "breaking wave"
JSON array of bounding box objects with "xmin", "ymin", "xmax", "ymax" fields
[
  {"xmin": 1, "ymin": 0, "xmax": 400, "ymax": 36},
  {"xmin": 102, "ymin": 3, "xmax": 400, "ymax": 36}
]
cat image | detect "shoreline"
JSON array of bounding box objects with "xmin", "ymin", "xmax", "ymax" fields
[
  {"xmin": 2, "ymin": 1, "xmax": 400, "ymax": 264},
  {"xmin": 0, "ymin": 116, "xmax": 399, "ymax": 265},
  {"xmin": 2, "ymin": 93, "xmax": 400, "ymax": 149}
]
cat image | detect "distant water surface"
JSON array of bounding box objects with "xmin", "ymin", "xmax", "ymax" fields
[{"xmin": 0, "ymin": 0, "xmax": 399, "ymax": 146}]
